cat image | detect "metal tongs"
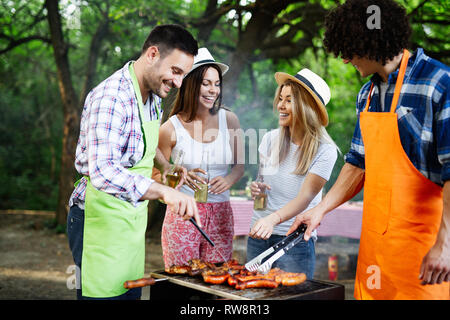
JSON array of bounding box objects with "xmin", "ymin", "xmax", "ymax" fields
[
  {"xmin": 189, "ymin": 217, "xmax": 228, "ymax": 263},
  {"xmin": 245, "ymin": 224, "xmax": 307, "ymax": 274}
]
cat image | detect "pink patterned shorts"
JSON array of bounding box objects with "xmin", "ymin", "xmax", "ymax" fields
[{"xmin": 161, "ymin": 201, "xmax": 234, "ymax": 268}]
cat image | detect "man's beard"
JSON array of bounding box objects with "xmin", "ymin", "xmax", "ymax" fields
[
  {"xmin": 145, "ymin": 63, "xmax": 174, "ymax": 98},
  {"xmin": 146, "ymin": 74, "xmax": 176, "ymax": 99}
]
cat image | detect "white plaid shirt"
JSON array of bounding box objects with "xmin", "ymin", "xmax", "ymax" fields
[{"xmin": 69, "ymin": 62, "xmax": 162, "ymax": 208}]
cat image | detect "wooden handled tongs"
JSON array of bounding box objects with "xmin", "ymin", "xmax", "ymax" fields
[{"xmin": 123, "ymin": 277, "xmax": 168, "ymax": 289}]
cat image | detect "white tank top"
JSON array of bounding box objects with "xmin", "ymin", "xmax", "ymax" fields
[{"xmin": 169, "ymin": 108, "xmax": 233, "ymax": 202}]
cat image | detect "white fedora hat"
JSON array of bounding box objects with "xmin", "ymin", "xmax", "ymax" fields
[
  {"xmin": 186, "ymin": 47, "xmax": 229, "ymax": 77},
  {"xmin": 275, "ymin": 68, "xmax": 331, "ymax": 126}
]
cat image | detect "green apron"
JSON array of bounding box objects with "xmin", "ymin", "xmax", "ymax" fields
[{"xmin": 81, "ymin": 62, "xmax": 160, "ymax": 298}]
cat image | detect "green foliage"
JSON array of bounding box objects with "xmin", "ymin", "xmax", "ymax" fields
[
  {"xmin": 1, "ymin": 0, "xmax": 446, "ymax": 209},
  {"xmin": 0, "ymin": 46, "xmax": 62, "ymax": 209}
]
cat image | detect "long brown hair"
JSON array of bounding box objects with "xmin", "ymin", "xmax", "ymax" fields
[
  {"xmin": 169, "ymin": 64, "xmax": 223, "ymax": 121},
  {"xmin": 273, "ymin": 80, "xmax": 338, "ymax": 175}
]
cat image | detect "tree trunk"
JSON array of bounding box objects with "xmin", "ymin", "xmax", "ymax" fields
[
  {"xmin": 195, "ymin": 0, "xmax": 221, "ymax": 44},
  {"xmin": 45, "ymin": 0, "xmax": 80, "ymax": 225},
  {"xmin": 45, "ymin": 0, "xmax": 110, "ymax": 225},
  {"xmin": 79, "ymin": 19, "xmax": 109, "ymax": 104}
]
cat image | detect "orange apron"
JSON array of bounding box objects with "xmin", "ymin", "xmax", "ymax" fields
[{"xmin": 355, "ymin": 49, "xmax": 449, "ymax": 300}]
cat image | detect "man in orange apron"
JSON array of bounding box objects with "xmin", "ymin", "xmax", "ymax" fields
[{"xmin": 288, "ymin": 0, "xmax": 449, "ymax": 299}]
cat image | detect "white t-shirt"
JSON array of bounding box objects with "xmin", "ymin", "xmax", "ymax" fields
[
  {"xmin": 251, "ymin": 129, "xmax": 338, "ymax": 236},
  {"xmin": 379, "ymin": 81, "xmax": 389, "ymax": 112}
]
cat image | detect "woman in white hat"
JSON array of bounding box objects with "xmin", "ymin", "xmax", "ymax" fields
[
  {"xmin": 159, "ymin": 48, "xmax": 244, "ymax": 267},
  {"xmin": 248, "ymin": 69, "xmax": 338, "ymax": 278}
]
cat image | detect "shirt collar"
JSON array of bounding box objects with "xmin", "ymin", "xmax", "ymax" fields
[
  {"xmin": 123, "ymin": 61, "xmax": 161, "ymax": 106},
  {"xmin": 370, "ymin": 48, "xmax": 425, "ymax": 86}
]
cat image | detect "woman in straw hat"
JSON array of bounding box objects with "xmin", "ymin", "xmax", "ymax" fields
[
  {"xmin": 159, "ymin": 48, "xmax": 244, "ymax": 268},
  {"xmin": 248, "ymin": 69, "xmax": 338, "ymax": 278}
]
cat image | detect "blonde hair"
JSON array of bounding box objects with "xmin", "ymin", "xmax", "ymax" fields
[{"xmin": 273, "ymin": 80, "xmax": 338, "ymax": 175}]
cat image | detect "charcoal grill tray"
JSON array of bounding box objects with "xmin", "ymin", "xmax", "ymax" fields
[{"xmin": 149, "ymin": 270, "xmax": 344, "ymax": 300}]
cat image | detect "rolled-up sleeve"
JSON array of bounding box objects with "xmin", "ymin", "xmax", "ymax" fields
[
  {"xmin": 344, "ymin": 114, "xmax": 366, "ymax": 170},
  {"xmin": 435, "ymin": 72, "xmax": 450, "ymax": 182},
  {"xmin": 309, "ymin": 143, "xmax": 338, "ymax": 180},
  {"xmin": 344, "ymin": 87, "xmax": 369, "ymax": 170}
]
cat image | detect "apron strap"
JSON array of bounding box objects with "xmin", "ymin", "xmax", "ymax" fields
[
  {"xmin": 388, "ymin": 49, "xmax": 410, "ymax": 113},
  {"xmin": 363, "ymin": 49, "xmax": 410, "ymax": 113},
  {"xmin": 129, "ymin": 62, "xmax": 144, "ymax": 111},
  {"xmin": 128, "ymin": 62, "xmax": 160, "ymax": 121},
  {"xmin": 363, "ymin": 83, "xmax": 375, "ymax": 112}
]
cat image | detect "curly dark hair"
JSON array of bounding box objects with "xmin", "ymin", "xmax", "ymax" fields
[{"xmin": 323, "ymin": 0, "xmax": 412, "ymax": 65}]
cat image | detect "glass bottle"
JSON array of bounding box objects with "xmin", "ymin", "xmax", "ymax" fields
[
  {"xmin": 194, "ymin": 150, "xmax": 210, "ymax": 203},
  {"xmin": 166, "ymin": 150, "xmax": 185, "ymax": 189},
  {"xmin": 253, "ymin": 162, "xmax": 267, "ymax": 210}
]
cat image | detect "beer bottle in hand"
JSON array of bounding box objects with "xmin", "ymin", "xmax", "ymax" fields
[{"xmin": 195, "ymin": 150, "xmax": 210, "ymax": 203}]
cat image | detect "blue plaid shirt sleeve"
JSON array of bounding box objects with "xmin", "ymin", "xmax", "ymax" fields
[
  {"xmin": 436, "ymin": 70, "xmax": 450, "ymax": 182},
  {"xmin": 344, "ymin": 83, "xmax": 371, "ymax": 170},
  {"xmin": 343, "ymin": 49, "xmax": 450, "ymax": 185}
]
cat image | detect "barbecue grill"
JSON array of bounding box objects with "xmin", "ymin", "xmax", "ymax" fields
[{"xmin": 148, "ymin": 270, "xmax": 345, "ymax": 300}]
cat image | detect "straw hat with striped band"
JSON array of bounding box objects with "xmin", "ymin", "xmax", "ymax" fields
[{"xmin": 274, "ymin": 68, "xmax": 330, "ymax": 126}]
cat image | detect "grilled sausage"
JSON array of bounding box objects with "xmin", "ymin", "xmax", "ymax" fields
[
  {"xmin": 279, "ymin": 273, "xmax": 306, "ymax": 286},
  {"xmin": 203, "ymin": 273, "xmax": 230, "ymax": 285},
  {"xmin": 228, "ymin": 276, "xmax": 238, "ymax": 287},
  {"xmin": 234, "ymin": 274, "xmax": 272, "ymax": 282},
  {"xmin": 235, "ymin": 279, "xmax": 279, "ymax": 290}
]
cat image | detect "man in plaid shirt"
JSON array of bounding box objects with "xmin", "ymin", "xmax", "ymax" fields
[
  {"xmin": 289, "ymin": 0, "xmax": 449, "ymax": 299},
  {"xmin": 69, "ymin": 26, "xmax": 200, "ymax": 216},
  {"xmin": 67, "ymin": 24, "xmax": 201, "ymax": 299}
]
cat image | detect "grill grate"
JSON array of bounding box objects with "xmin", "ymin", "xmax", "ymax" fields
[{"xmin": 149, "ymin": 271, "xmax": 344, "ymax": 300}]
